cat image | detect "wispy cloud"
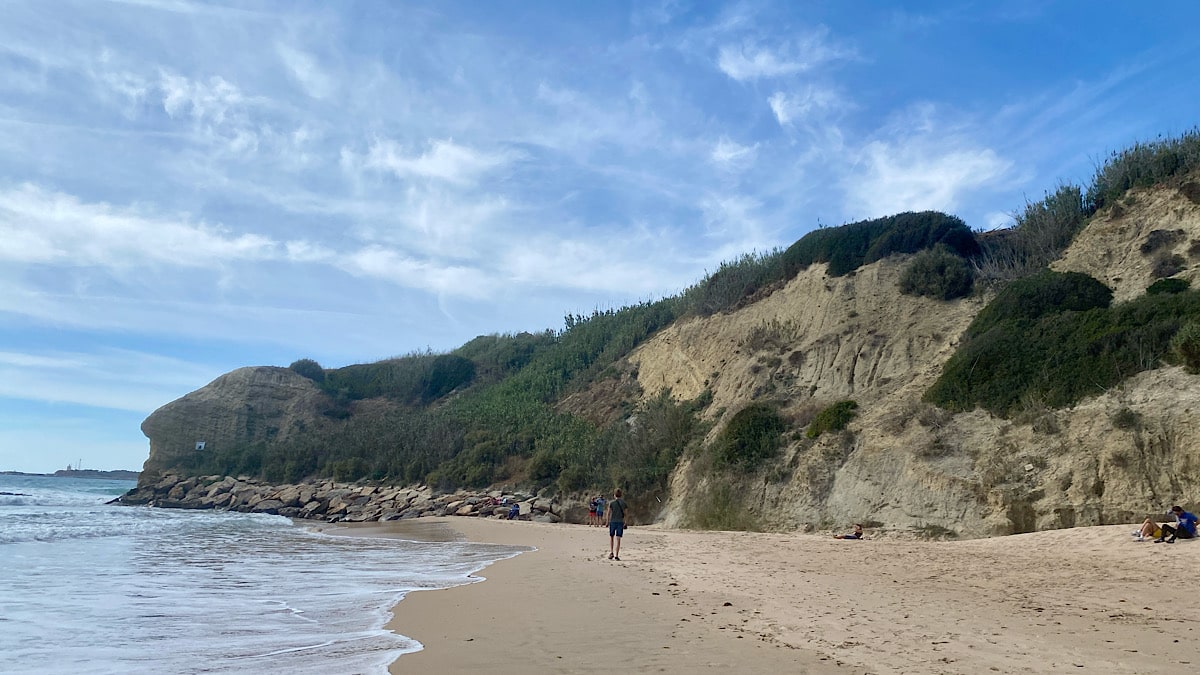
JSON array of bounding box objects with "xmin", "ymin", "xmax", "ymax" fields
[
  {"xmin": 354, "ymin": 138, "xmax": 518, "ymax": 185},
  {"xmin": 276, "ymin": 42, "xmax": 335, "ymax": 99},
  {"xmin": 0, "ymin": 184, "xmax": 280, "ymax": 268},
  {"xmin": 710, "ymin": 137, "xmax": 758, "ymax": 171},
  {"xmin": 716, "ymin": 28, "xmax": 852, "ymax": 81},
  {"xmin": 842, "ymin": 108, "xmax": 1014, "ymax": 217},
  {"xmin": 0, "ymin": 347, "xmax": 223, "ymax": 412},
  {"xmin": 768, "ymin": 87, "xmax": 844, "ymax": 127}
]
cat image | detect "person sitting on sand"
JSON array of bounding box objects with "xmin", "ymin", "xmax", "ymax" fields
[
  {"xmin": 507, "ymin": 502, "xmax": 520, "ymax": 520},
  {"xmin": 834, "ymin": 524, "xmax": 865, "ymax": 540},
  {"xmin": 1154, "ymin": 505, "xmax": 1198, "ymax": 543}
]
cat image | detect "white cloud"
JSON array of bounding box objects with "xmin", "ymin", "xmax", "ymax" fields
[
  {"xmin": 768, "ymin": 87, "xmax": 842, "ymax": 127},
  {"xmin": 0, "ymin": 184, "xmax": 278, "ymax": 269},
  {"xmin": 844, "ymin": 136, "xmax": 1013, "ymax": 217},
  {"xmin": 0, "ymin": 352, "xmax": 86, "ymax": 369},
  {"xmin": 717, "ymin": 29, "xmax": 851, "ymax": 81},
  {"xmin": 276, "ymin": 42, "xmax": 334, "ymax": 99},
  {"xmin": 358, "ymin": 138, "xmax": 517, "ymax": 185},
  {"xmin": 341, "ymin": 246, "xmax": 493, "ymax": 298},
  {"xmin": 710, "ymin": 137, "xmax": 758, "ymax": 171},
  {"xmin": 160, "ymin": 72, "xmax": 243, "ymax": 124}
]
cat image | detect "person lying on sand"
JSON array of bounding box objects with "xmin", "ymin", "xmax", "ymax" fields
[
  {"xmin": 833, "ymin": 524, "xmax": 866, "ymax": 540},
  {"xmin": 1154, "ymin": 505, "xmax": 1198, "ymax": 544},
  {"xmin": 1133, "ymin": 518, "xmax": 1161, "ymax": 542}
]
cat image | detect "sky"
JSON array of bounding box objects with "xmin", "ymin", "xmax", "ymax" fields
[{"xmin": 1, "ymin": 1, "xmax": 1198, "ymax": 473}]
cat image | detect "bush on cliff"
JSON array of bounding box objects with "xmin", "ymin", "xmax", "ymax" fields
[
  {"xmin": 289, "ymin": 358, "xmax": 325, "ymax": 383},
  {"xmin": 780, "ymin": 211, "xmax": 978, "ymax": 278},
  {"xmin": 713, "ymin": 403, "xmax": 787, "ymax": 471},
  {"xmin": 898, "ymin": 246, "xmax": 974, "ymax": 300},
  {"xmin": 1148, "ymin": 277, "xmax": 1190, "ymax": 295},
  {"xmin": 806, "ymin": 400, "xmax": 858, "ymax": 438},
  {"xmin": 1171, "ymin": 319, "xmax": 1200, "ymax": 373},
  {"xmin": 928, "ymin": 277, "xmax": 1200, "ymax": 415}
]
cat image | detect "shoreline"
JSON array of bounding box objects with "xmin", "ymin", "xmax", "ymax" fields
[
  {"xmin": 384, "ymin": 518, "xmax": 837, "ymax": 674},
  {"xmin": 379, "ymin": 519, "xmax": 1198, "ymax": 674}
]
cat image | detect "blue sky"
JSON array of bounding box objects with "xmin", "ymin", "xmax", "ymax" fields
[{"xmin": 1, "ymin": 1, "xmax": 1197, "ymax": 473}]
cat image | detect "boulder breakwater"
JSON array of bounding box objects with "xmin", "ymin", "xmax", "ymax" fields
[{"xmin": 117, "ymin": 473, "xmax": 574, "ymax": 523}]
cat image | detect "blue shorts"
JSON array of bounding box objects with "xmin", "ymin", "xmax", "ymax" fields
[{"xmin": 609, "ymin": 521, "xmax": 625, "ymax": 537}]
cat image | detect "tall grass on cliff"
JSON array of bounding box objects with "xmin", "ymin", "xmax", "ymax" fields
[
  {"xmin": 1087, "ymin": 128, "xmax": 1200, "ymax": 210},
  {"xmin": 973, "ymin": 185, "xmax": 1091, "ymax": 284}
]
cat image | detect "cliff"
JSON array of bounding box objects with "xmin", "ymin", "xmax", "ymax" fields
[
  {"xmin": 626, "ymin": 184, "xmax": 1200, "ymax": 536},
  {"xmin": 137, "ymin": 184, "xmax": 1200, "ymax": 537},
  {"xmin": 140, "ymin": 366, "xmax": 328, "ymax": 477}
]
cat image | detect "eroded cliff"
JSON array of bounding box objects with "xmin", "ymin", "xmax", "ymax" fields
[
  {"xmin": 141, "ymin": 367, "xmax": 327, "ymax": 476},
  {"xmin": 628, "ymin": 185, "xmax": 1200, "ymax": 537}
]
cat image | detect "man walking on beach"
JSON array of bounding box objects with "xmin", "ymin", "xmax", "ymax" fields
[{"xmin": 607, "ymin": 488, "xmax": 627, "ymax": 560}]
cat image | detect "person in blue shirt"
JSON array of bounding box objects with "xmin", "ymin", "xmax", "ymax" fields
[{"xmin": 1154, "ymin": 505, "xmax": 1198, "ymax": 543}]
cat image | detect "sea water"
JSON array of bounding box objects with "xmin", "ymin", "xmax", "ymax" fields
[{"xmin": 0, "ymin": 474, "xmax": 526, "ymax": 674}]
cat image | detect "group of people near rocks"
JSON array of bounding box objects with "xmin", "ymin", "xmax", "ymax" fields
[{"xmin": 1133, "ymin": 505, "xmax": 1198, "ymax": 543}]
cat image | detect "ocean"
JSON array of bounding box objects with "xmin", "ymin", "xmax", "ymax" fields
[{"xmin": 0, "ymin": 474, "xmax": 527, "ymax": 674}]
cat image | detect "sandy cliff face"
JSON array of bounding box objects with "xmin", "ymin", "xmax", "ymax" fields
[
  {"xmin": 1054, "ymin": 184, "xmax": 1200, "ymax": 301},
  {"xmin": 630, "ymin": 186, "xmax": 1200, "ymax": 537},
  {"xmin": 140, "ymin": 367, "xmax": 326, "ymax": 479}
]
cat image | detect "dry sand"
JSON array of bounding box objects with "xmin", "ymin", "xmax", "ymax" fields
[{"xmin": 381, "ymin": 519, "xmax": 1199, "ymax": 674}]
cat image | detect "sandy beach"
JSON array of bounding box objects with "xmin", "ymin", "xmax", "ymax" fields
[{"xmin": 382, "ymin": 519, "xmax": 1199, "ymax": 674}]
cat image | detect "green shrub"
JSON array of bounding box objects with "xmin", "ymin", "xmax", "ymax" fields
[
  {"xmin": 713, "ymin": 403, "xmax": 787, "ymax": 470},
  {"xmin": 289, "ymin": 358, "xmax": 325, "ymax": 383},
  {"xmin": 685, "ymin": 483, "xmax": 761, "ymax": 531},
  {"xmin": 780, "ymin": 211, "xmax": 978, "ymax": 278},
  {"xmin": 421, "ymin": 354, "xmax": 476, "ymax": 402},
  {"xmin": 1147, "ymin": 277, "xmax": 1190, "ymax": 295},
  {"xmin": 967, "ymin": 270, "xmax": 1112, "ymax": 340},
  {"xmin": 806, "ymin": 400, "xmax": 858, "ymax": 438},
  {"xmin": 1171, "ymin": 320, "xmax": 1200, "ymax": 373},
  {"xmin": 898, "ymin": 246, "xmax": 974, "ymax": 300},
  {"xmin": 928, "ymin": 287, "xmax": 1200, "ymax": 415}
]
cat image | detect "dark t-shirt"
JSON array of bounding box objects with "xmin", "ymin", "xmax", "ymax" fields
[{"xmin": 608, "ymin": 498, "xmax": 627, "ymax": 523}]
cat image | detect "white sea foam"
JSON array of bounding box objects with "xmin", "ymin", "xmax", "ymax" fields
[{"xmin": 0, "ymin": 475, "xmax": 526, "ymax": 674}]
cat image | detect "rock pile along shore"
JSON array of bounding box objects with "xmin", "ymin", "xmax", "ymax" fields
[{"xmin": 116, "ymin": 473, "xmax": 571, "ymax": 523}]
